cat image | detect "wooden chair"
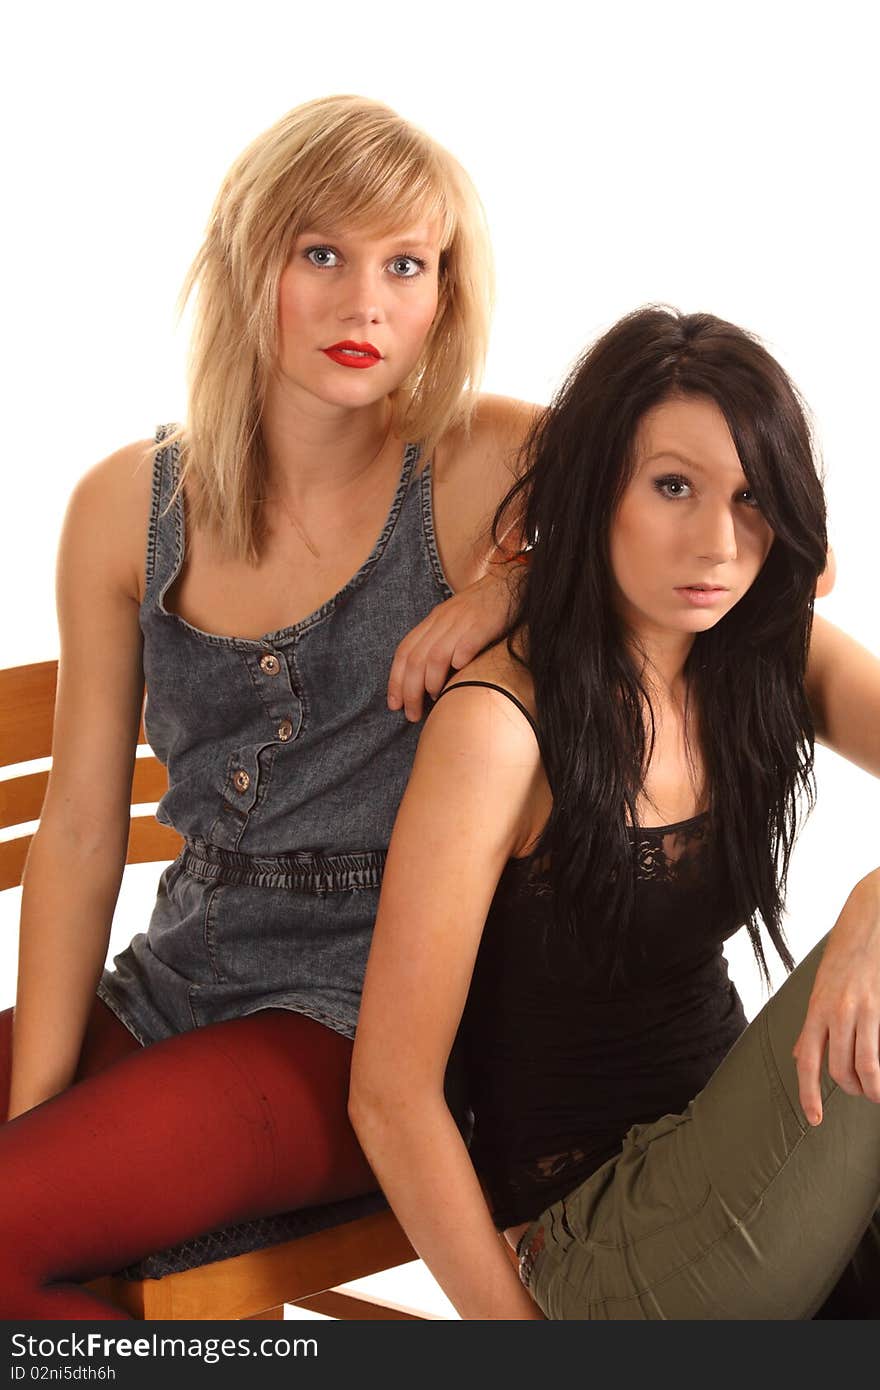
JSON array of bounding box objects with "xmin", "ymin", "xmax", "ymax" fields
[{"xmin": 0, "ymin": 659, "xmax": 431, "ymax": 1320}]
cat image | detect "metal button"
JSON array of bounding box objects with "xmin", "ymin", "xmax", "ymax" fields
[
  {"xmin": 233, "ymin": 769, "xmax": 250, "ymax": 793},
  {"xmin": 277, "ymin": 719, "xmax": 294, "ymax": 742},
  {"xmin": 259, "ymin": 653, "xmax": 280, "ymax": 676}
]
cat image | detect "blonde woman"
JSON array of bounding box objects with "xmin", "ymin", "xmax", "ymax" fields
[{"xmin": 0, "ymin": 96, "xmax": 531, "ymax": 1317}]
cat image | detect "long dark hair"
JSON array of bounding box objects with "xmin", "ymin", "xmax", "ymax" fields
[{"xmin": 497, "ymin": 307, "xmax": 828, "ymax": 985}]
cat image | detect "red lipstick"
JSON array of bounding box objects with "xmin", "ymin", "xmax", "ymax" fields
[{"xmin": 322, "ymin": 341, "xmax": 382, "ymax": 369}]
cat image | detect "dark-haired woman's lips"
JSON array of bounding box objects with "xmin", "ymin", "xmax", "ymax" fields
[
  {"xmin": 675, "ymin": 585, "xmax": 730, "ymax": 607},
  {"xmin": 322, "ymin": 341, "xmax": 382, "ymax": 369}
]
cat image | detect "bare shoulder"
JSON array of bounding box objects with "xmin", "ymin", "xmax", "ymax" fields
[
  {"xmin": 434, "ymin": 393, "xmax": 544, "ymax": 482},
  {"xmin": 63, "ymin": 439, "xmax": 156, "ymax": 602},
  {"xmin": 415, "ymin": 643, "xmax": 545, "ymax": 858},
  {"xmin": 467, "ymin": 393, "xmax": 544, "ymax": 453},
  {"xmin": 71, "ymin": 438, "xmax": 155, "ymax": 517},
  {"xmin": 439, "ymin": 391, "xmax": 542, "ymax": 467},
  {"xmin": 430, "ymin": 642, "xmax": 540, "ymax": 761},
  {"xmin": 429, "ymin": 396, "xmax": 545, "ymax": 576},
  {"xmin": 445, "ymin": 640, "xmax": 536, "ymax": 708}
]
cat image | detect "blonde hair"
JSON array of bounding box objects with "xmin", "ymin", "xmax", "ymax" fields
[{"xmin": 170, "ymin": 95, "xmax": 493, "ymax": 561}]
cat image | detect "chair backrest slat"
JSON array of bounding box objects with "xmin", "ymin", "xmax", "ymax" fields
[
  {"xmin": 0, "ymin": 662, "xmax": 58, "ymax": 766},
  {"xmin": 0, "ymin": 837, "xmax": 32, "ymax": 893},
  {"xmin": 0, "ymin": 770, "xmax": 49, "ymax": 831},
  {"xmin": 128, "ymin": 819, "xmax": 183, "ymax": 865},
  {"xmin": 0, "ymin": 755, "xmax": 172, "ymax": 836},
  {"xmin": 132, "ymin": 758, "xmax": 171, "ymax": 804},
  {"xmin": 1, "ymin": 661, "xmax": 182, "ymax": 893}
]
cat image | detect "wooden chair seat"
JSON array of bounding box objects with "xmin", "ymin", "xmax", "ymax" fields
[
  {"xmin": 87, "ymin": 1203, "xmax": 422, "ymax": 1321},
  {"xmin": 1, "ymin": 660, "xmax": 427, "ymax": 1320}
]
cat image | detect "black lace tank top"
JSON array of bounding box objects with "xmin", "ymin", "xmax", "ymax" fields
[{"xmin": 436, "ymin": 681, "xmax": 748, "ymax": 1229}]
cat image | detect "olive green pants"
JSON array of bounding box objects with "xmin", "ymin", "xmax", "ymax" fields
[{"xmin": 519, "ymin": 933, "xmax": 880, "ymax": 1319}]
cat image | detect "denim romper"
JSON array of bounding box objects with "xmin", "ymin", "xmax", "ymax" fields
[{"xmin": 98, "ymin": 426, "xmax": 452, "ymax": 1046}]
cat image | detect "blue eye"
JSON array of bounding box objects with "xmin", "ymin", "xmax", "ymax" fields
[
  {"xmin": 305, "ymin": 246, "xmax": 340, "ymax": 268},
  {"xmin": 388, "ymin": 255, "xmax": 426, "ymax": 278},
  {"xmin": 654, "ymin": 474, "xmax": 693, "ymax": 500}
]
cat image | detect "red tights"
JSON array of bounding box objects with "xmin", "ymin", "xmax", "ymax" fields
[{"xmin": 0, "ymin": 999, "xmax": 375, "ymax": 1319}]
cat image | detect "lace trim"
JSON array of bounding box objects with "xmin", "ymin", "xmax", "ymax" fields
[
  {"xmin": 526, "ymin": 1147, "xmax": 589, "ymax": 1189},
  {"xmin": 632, "ymin": 815, "xmax": 709, "ymax": 885},
  {"xmin": 516, "ymin": 814, "xmax": 710, "ymax": 894},
  {"xmin": 485, "ymin": 1145, "xmax": 596, "ymax": 1221}
]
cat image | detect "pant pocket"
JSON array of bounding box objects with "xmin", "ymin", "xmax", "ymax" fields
[{"xmin": 565, "ymin": 1107, "xmax": 712, "ymax": 1252}]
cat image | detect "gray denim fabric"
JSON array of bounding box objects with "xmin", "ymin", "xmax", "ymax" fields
[
  {"xmin": 98, "ymin": 427, "xmax": 452, "ymax": 1045},
  {"xmin": 519, "ymin": 932, "xmax": 880, "ymax": 1318}
]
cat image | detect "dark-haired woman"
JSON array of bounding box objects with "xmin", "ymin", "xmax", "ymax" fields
[{"xmin": 350, "ymin": 307, "xmax": 880, "ymax": 1320}]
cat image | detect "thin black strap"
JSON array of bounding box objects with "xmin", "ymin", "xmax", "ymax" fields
[{"xmin": 432, "ymin": 680, "xmax": 542, "ymax": 753}]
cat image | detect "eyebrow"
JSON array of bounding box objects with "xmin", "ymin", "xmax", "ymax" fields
[
  {"xmin": 643, "ymin": 450, "xmax": 751, "ymax": 484},
  {"xmin": 295, "ymin": 229, "xmax": 437, "ymax": 251},
  {"xmin": 644, "ymin": 451, "xmax": 707, "ymax": 471},
  {"xmin": 642, "ymin": 455, "xmax": 750, "ymax": 483}
]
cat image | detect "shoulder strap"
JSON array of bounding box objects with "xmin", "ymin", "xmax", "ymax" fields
[
  {"xmin": 144, "ymin": 424, "xmax": 183, "ymax": 597},
  {"xmin": 432, "ymin": 680, "xmax": 542, "ymax": 753}
]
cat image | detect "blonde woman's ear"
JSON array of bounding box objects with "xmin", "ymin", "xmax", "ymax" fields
[{"xmin": 815, "ymin": 544, "xmax": 836, "ymax": 598}]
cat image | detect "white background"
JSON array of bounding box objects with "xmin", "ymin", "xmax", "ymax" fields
[{"xmin": 1, "ymin": 0, "xmax": 878, "ymax": 1319}]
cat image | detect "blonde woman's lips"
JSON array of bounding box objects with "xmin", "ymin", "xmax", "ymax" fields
[{"xmin": 322, "ymin": 341, "xmax": 382, "ymax": 368}]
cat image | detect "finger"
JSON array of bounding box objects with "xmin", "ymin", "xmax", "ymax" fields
[
  {"xmin": 387, "ymin": 636, "xmax": 417, "ymax": 710},
  {"xmin": 394, "ymin": 625, "xmax": 454, "ymax": 721},
  {"xmin": 402, "ymin": 692, "xmax": 425, "ymax": 722},
  {"xmin": 793, "ymin": 1021, "xmax": 828, "ymax": 1125},
  {"xmin": 423, "ymin": 649, "xmax": 455, "ymax": 699},
  {"xmin": 854, "ymin": 1012, "xmax": 880, "ymax": 1102},
  {"xmin": 448, "ymin": 631, "xmax": 483, "ymax": 672},
  {"xmin": 400, "ymin": 655, "xmax": 432, "ymax": 723},
  {"xmin": 387, "ymin": 608, "xmax": 461, "ymax": 711},
  {"xmin": 827, "ymin": 1007, "xmax": 861, "ymax": 1096},
  {"xmin": 388, "ymin": 622, "xmax": 440, "ymax": 711},
  {"xmin": 400, "ymin": 615, "xmax": 464, "ymax": 708}
]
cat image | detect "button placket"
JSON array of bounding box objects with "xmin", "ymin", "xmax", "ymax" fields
[
  {"xmin": 247, "ymin": 644, "xmax": 301, "ymax": 756},
  {"xmin": 250, "ymin": 647, "xmax": 303, "ymax": 745}
]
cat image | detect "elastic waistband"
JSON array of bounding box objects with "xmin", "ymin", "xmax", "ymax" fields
[{"xmin": 181, "ymin": 839, "xmax": 386, "ymax": 892}]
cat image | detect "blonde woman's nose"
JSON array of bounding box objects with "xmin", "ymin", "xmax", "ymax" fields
[{"xmin": 337, "ymin": 267, "xmax": 383, "ymax": 326}]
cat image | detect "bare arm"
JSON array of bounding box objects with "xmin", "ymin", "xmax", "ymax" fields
[
  {"xmin": 386, "ymin": 395, "xmax": 541, "ymax": 721},
  {"xmin": 350, "ymin": 685, "xmax": 545, "ymax": 1319},
  {"xmin": 8, "ymin": 446, "xmax": 149, "ymax": 1119},
  {"xmin": 805, "ymin": 613, "xmax": 880, "ymax": 776},
  {"xmin": 791, "ymin": 611, "xmax": 880, "ymax": 1123}
]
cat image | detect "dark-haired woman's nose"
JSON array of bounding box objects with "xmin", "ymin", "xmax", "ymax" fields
[{"xmin": 696, "ymin": 504, "xmax": 738, "ymax": 566}]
